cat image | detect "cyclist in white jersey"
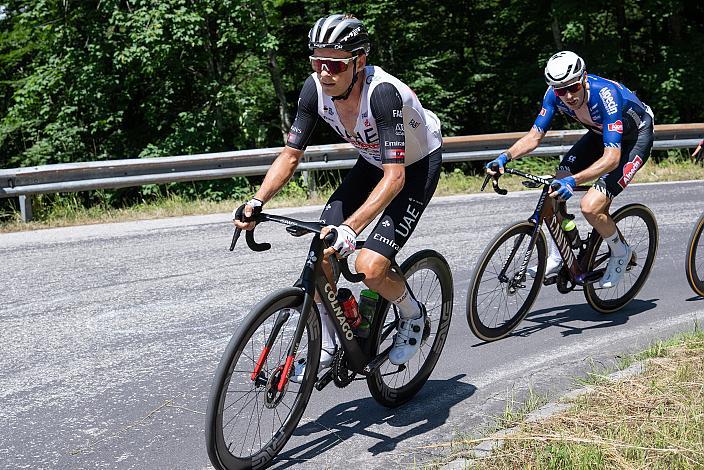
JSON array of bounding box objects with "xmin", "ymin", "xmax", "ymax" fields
[{"xmin": 233, "ymin": 14, "xmax": 443, "ymax": 375}]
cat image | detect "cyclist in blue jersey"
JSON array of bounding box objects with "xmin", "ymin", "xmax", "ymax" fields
[
  {"xmin": 233, "ymin": 14, "xmax": 443, "ymax": 376},
  {"xmin": 487, "ymin": 51, "xmax": 655, "ymax": 288}
]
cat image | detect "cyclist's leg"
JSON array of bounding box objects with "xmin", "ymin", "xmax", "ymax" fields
[
  {"xmin": 529, "ymin": 132, "xmax": 602, "ymax": 277},
  {"xmin": 587, "ymin": 115, "xmax": 654, "ymax": 287},
  {"xmin": 292, "ymin": 157, "xmax": 380, "ymax": 379},
  {"xmin": 356, "ymin": 148, "xmax": 442, "ymax": 364}
]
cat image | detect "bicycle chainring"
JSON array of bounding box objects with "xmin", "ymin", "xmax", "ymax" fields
[{"xmin": 332, "ymin": 349, "xmax": 356, "ymax": 388}]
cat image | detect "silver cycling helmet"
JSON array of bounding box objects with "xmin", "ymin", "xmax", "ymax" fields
[
  {"xmin": 308, "ymin": 14, "xmax": 371, "ymax": 55},
  {"xmin": 544, "ymin": 51, "xmax": 585, "ymax": 88}
]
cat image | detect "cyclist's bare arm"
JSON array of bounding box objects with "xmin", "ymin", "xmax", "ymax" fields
[
  {"xmin": 234, "ymin": 145, "xmax": 304, "ymax": 230},
  {"xmin": 505, "ymin": 127, "xmax": 545, "ymax": 161},
  {"xmin": 571, "ymin": 147, "xmax": 621, "ymax": 185}
]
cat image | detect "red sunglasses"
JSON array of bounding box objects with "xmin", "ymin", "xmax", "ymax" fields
[
  {"xmin": 309, "ymin": 56, "xmax": 356, "ymax": 75},
  {"xmin": 554, "ymin": 81, "xmax": 583, "ymax": 96}
]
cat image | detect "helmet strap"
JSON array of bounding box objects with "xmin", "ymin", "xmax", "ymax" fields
[{"xmin": 332, "ymin": 56, "xmax": 359, "ymax": 101}]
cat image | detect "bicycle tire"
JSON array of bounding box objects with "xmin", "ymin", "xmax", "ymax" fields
[
  {"xmin": 685, "ymin": 213, "xmax": 704, "ymax": 297},
  {"xmin": 584, "ymin": 204, "xmax": 658, "ymax": 313},
  {"xmin": 366, "ymin": 250, "xmax": 453, "ymax": 408},
  {"xmin": 205, "ymin": 288, "xmax": 321, "ymax": 470},
  {"xmin": 466, "ymin": 221, "xmax": 547, "ymax": 342}
]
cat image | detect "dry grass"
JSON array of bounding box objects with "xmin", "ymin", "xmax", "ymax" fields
[{"xmin": 445, "ymin": 331, "xmax": 704, "ymax": 469}]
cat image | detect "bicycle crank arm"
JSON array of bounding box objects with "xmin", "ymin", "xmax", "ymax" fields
[
  {"xmin": 363, "ymin": 344, "xmax": 394, "ymax": 375},
  {"xmin": 315, "ymin": 369, "xmax": 334, "ymax": 391}
]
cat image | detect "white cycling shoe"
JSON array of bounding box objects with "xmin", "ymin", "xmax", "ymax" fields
[
  {"xmin": 599, "ymin": 245, "xmax": 634, "ymax": 288},
  {"xmin": 527, "ymin": 256, "xmax": 563, "ymax": 278},
  {"xmin": 290, "ymin": 346, "xmax": 336, "ymax": 383},
  {"xmin": 389, "ymin": 304, "xmax": 427, "ymax": 366}
]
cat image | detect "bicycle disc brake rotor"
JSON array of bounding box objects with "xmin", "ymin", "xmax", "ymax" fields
[
  {"xmin": 264, "ymin": 365, "xmax": 289, "ymax": 408},
  {"xmin": 332, "ymin": 349, "xmax": 356, "ymax": 388}
]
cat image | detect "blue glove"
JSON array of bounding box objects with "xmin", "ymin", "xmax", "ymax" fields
[
  {"xmin": 550, "ymin": 176, "xmax": 576, "ymax": 200},
  {"xmin": 486, "ymin": 153, "xmax": 509, "ymax": 173}
]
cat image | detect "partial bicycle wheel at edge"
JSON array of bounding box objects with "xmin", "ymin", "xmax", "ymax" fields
[
  {"xmin": 366, "ymin": 250, "xmax": 453, "ymax": 408},
  {"xmin": 466, "ymin": 221, "xmax": 547, "ymax": 342},
  {"xmin": 206, "ymin": 287, "xmax": 321, "ymax": 470},
  {"xmin": 584, "ymin": 203, "xmax": 658, "ymax": 313},
  {"xmin": 685, "ymin": 213, "xmax": 704, "ymax": 297}
]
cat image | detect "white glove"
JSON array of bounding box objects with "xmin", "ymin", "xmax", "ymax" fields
[
  {"xmin": 232, "ymin": 198, "xmax": 262, "ymax": 220},
  {"xmin": 326, "ymin": 224, "xmax": 357, "ymax": 258}
]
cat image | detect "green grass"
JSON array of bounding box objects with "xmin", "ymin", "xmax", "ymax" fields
[{"xmin": 3, "ymin": 154, "xmax": 704, "ymax": 233}]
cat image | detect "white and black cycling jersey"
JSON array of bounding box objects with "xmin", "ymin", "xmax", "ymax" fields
[{"xmin": 286, "ymin": 65, "xmax": 442, "ymax": 168}]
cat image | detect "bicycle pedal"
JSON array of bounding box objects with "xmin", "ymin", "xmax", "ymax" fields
[
  {"xmin": 543, "ymin": 276, "xmax": 557, "ymax": 286},
  {"xmin": 315, "ymin": 369, "xmax": 334, "ymax": 391}
]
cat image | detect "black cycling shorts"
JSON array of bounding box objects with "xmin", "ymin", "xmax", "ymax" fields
[
  {"xmin": 319, "ymin": 147, "xmax": 442, "ymax": 260},
  {"xmin": 557, "ymin": 112, "xmax": 654, "ymax": 199}
]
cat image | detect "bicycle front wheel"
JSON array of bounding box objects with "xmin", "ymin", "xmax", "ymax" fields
[
  {"xmin": 466, "ymin": 221, "xmax": 547, "ymax": 342},
  {"xmin": 366, "ymin": 250, "xmax": 453, "ymax": 408},
  {"xmin": 584, "ymin": 204, "xmax": 658, "ymax": 313},
  {"xmin": 205, "ymin": 288, "xmax": 321, "ymax": 470},
  {"xmin": 685, "ymin": 213, "xmax": 704, "ymax": 297}
]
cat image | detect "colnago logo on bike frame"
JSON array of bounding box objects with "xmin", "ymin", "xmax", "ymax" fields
[
  {"xmin": 546, "ymin": 216, "xmax": 577, "ymax": 268},
  {"xmin": 324, "ymin": 282, "xmax": 355, "ymax": 340}
]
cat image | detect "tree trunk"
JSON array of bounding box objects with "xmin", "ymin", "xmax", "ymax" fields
[{"xmin": 268, "ymin": 49, "xmax": 291, "ymax": 142}]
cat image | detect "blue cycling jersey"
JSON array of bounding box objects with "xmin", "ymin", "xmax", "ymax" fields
[{"xmin": 533, "ymin": 74, "xmax": 652, "ymax": 148}]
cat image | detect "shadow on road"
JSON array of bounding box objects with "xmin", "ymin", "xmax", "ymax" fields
[
  {"xmin": 686, "ymin": 295, "xmax": 704, "ymax": 302},
  {"xmin": 512, "ymin": 298, "xmax": 660, "ymax": 338},
  {"xmin": 271, "ymin": 374, "xmax": 476, "ymax": 468}
]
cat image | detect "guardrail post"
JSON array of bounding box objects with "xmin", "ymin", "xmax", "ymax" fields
[
  {"xmin": 303, "ymin": 169, "xmax": 317, "ymax": 197},
  {"xmin": 19, "ymin": 195, "xmax": 33, "ymax": 222}
]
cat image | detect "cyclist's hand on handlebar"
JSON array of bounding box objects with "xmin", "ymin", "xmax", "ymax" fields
[
  {"xmin": 321, "ymin": 224, "xmax": 357, "ymax": 258},
  {"xmin": 232, "ymin": 198, "xmax": 263, "ymax": 230},
  {"xmin": 549, "ymin": 176, "xmax": 576, "ymax": 201},
  {"xmin": 485, "ymin": 153, "xmax": 509, "ymax": 176}
]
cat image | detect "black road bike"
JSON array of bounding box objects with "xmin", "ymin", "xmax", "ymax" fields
[
  {"xmin": 685, "ymin": 212, "xmax": 704, "ymax": 297},
  {"xmin": 466, "ymin": 167, "xmax": 658, "ymax": 342},
  {"xmin": 205, "ymin": 211, "xmax": 453, "ymax": 469}
]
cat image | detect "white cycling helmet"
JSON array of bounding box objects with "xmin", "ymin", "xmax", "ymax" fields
[{"xmin": 544, "ymin": 51, "xmax": 585, "ymax": 88}]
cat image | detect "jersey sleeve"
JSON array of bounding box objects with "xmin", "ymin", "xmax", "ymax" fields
[
  {"xmin": 597, "ymin": 84, "xmax": 624, "ymax": 148},
  {"xmin": 369, "ymin": 82, "xmax": 405, "ymax": 165},
  {"xmin": 532, "ymin": 88, "xmax": 557, "ymax": 134},
  {"xmin": 286, "ymin": 75, "xmax": 321, "ymax": 150}
]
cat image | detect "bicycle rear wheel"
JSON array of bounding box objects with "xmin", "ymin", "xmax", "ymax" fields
[
  {"xmin": 584, "ymin": 204, "xmax": 658, "ymax": 313},
  {"xmin": 205, "ymin": 288, "xmax": 320, "ymax": 470},
  {"xmin": 685, "ymin": 213, "xmax": 704, "ymax": 297},
  {"xmin": 366, "ymin": 250, "xmax": 453, "ymax": 408},
  {"xmin": 466, "ymin": 221, "xmax": 547, "ymax": 341}
]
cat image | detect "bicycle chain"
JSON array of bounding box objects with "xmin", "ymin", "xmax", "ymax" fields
[{"xmin": 332, "ymin": 349, "xmax": 356, "ymax": 388}]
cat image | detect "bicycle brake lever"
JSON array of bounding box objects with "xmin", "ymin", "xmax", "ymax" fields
[
  {"xmin": 230, "ymin": 228, "xmax": 242, "ymax": 251},
  {"xmin": 480, "ymin": 174, "xmax": 492, "ymax": 192}
]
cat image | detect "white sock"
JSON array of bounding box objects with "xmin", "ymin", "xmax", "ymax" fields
[
  {"xmin": 317, "ymin": 302, "xmax": 338, "ymax": 352},
  {"xmin": 547, "ymin": 236, "xmax": 562, "ymax": 262},
  {"xmin": 392, "ymin": 286, "xmax": 421, "ymax": 319},
  {"xmin": 605, "ymin": 231, "xmax": 627, "ymax": 257}
]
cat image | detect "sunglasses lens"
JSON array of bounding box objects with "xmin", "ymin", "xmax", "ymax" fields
[
  {"xmin": 555, "ymin": 82, "xmax": 581, "ymax": 96},
  {"xmin": 310, "ymin": 58, "xmax": 349, "ymax": 74}
]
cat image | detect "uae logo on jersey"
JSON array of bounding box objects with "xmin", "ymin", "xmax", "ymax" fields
[
  {"xmin": 608, "ymin": 120, "xmax": 623, "ymax": 134},
  {"xmin": 618, "ymin": 155, "xmax": 643, "ymax": 189}
]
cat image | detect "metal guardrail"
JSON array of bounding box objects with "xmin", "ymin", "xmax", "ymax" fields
[{"xmin": 2, "ymin": 123, "xmax": 703, "ymax": 222}]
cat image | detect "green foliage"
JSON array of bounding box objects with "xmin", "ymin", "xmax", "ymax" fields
[{"xmin": 0, "ymin": 1, "xmax": 702, "ymax": 216}]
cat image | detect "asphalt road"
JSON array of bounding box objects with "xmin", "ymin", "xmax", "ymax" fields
[{"xmin": 2, "ymin": 180, "xmax": 703, "ymax": 469}]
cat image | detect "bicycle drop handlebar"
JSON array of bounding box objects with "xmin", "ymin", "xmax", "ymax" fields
[
  {"xmin": 230, "ymin": 208, "xmax": 365, "ymax": 283},
  {"xmin": 481, "ymin": 164, "xmax": 590, "ymax": 195}
]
